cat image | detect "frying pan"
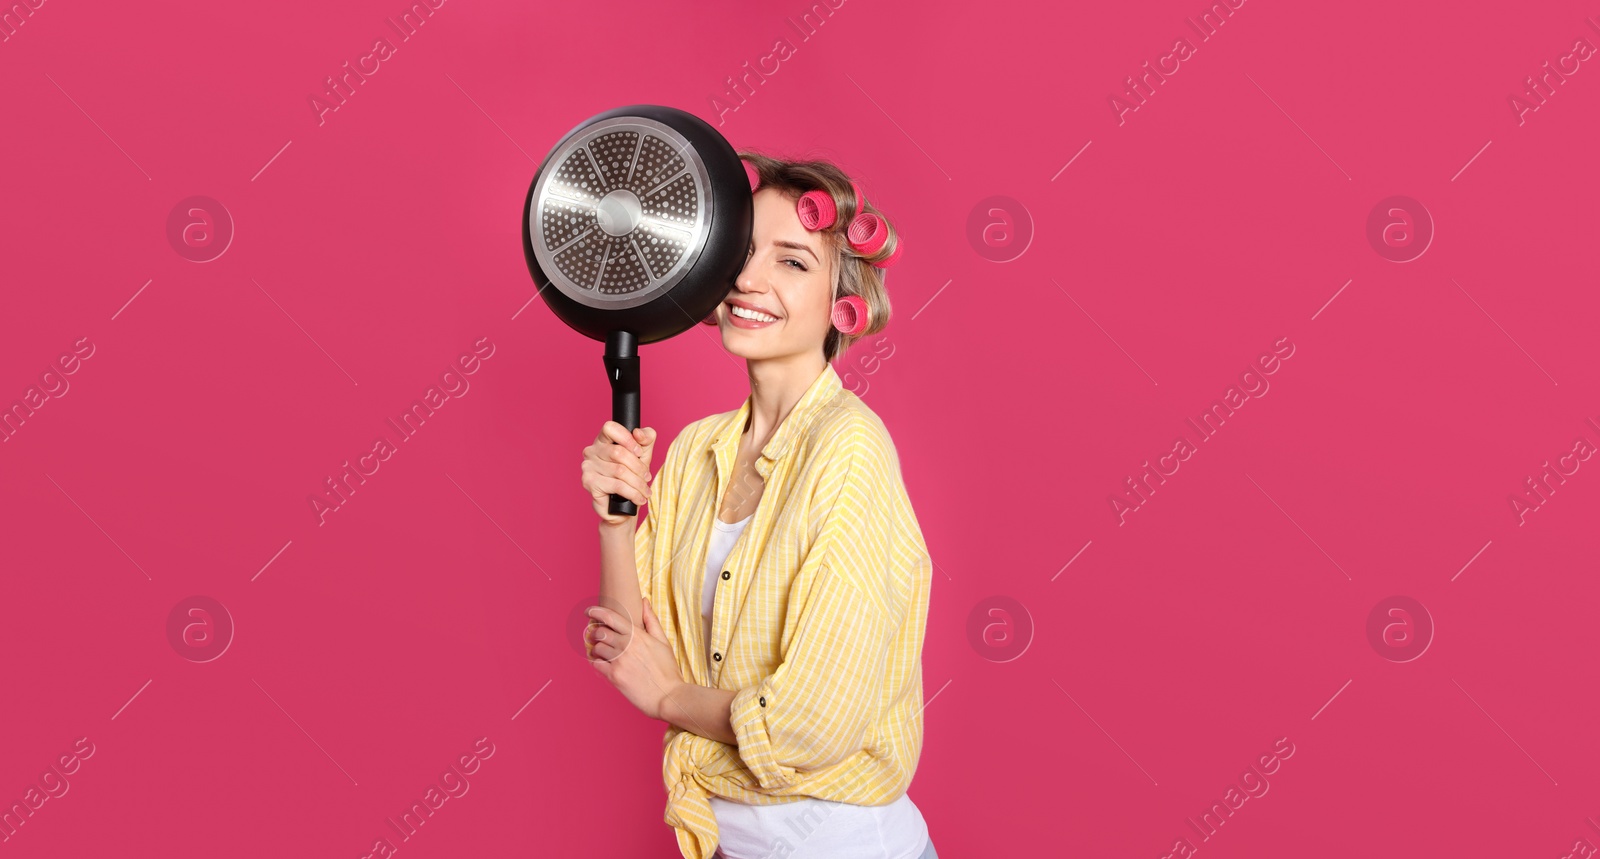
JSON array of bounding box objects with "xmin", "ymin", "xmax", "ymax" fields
[{"xmin": 522, "ymin": 104, "xmax": 753, "ymax": 516}]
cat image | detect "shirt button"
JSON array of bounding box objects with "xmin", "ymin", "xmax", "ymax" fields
[
  {"xmin": 758, "ymin": 696, "xmax": 766, "ymax": 707},
  {"xmin": 712, "ymin": 652, "xmax": 721, "ymax": 661},
  {"xmin": 721, "ymin": 570, "xmax": 731, "ymax": 580}
]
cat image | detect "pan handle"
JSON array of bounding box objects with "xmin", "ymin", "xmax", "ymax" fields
[{"xmin": 604, "ymin": 330, "xmax": 640, "ymax": 517}]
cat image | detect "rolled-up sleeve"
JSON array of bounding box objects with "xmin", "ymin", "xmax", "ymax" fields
[{"xmin": 728, "ymin": 421, "xmax": 901, "ymax": 790}]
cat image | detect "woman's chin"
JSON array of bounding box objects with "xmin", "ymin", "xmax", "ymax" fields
[{"xmin": 724, "ymin": 339, "xmax": 778, "ymax": 361}]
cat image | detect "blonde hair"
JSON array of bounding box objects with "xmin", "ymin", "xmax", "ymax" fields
[{"xmin": 737, "ymin": 150, "xmax": 898, "ymax": 365}]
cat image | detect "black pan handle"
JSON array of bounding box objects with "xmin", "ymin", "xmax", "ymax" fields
[{"xmin": 603, "ymin": 330, "xmax": 640, "ymax": 517}]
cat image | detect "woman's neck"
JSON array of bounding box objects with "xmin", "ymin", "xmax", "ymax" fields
[{"xmin": 743, "ymin": 353, "xmax": 827, "ymax": 443}]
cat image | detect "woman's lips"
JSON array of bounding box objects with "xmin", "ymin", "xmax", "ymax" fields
[{"xmin": 726, "ymin": 305, "xmax": 779, "ymax": 329}]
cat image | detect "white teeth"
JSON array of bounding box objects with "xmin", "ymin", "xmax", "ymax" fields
[{"xmin": 731, "ymin": 305, "xmax": 778, "ymax": 323}]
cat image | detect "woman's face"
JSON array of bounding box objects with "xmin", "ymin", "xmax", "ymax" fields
[{"xmin": 712, "ymin": 187, "xmax": 834, "ymax": 362}]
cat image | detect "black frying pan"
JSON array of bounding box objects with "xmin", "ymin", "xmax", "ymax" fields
[{"xmin": 522, "ymin": 104, "xmax": 753, "ymax": 516}]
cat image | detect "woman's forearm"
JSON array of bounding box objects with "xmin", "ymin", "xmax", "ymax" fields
[
  {"xmin": 661, "ymin": 682, "xmax": 737, "ymax": 746},
  {"xmin": 597, "ymin": 520, "xmax": 645, "ymax": 638}
]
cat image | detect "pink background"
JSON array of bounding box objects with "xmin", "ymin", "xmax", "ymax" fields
[{"xmin": 3, "ymin": 0, "xmax": 1599, "ymax": 856}]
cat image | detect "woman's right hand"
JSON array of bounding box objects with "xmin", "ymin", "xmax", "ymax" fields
[{"xmin": 582, "ymin": 421, "xmax": 657, "ymax": 526}]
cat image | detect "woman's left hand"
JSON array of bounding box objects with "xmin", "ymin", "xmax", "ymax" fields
[{"xmin": 587, "ymin": 598, "xmax": 684, "ymax": 721}]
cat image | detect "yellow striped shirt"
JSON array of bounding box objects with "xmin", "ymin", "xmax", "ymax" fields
[{"xmin": 634, "ymin": 362, "xmax": 932, "ymax": 859}]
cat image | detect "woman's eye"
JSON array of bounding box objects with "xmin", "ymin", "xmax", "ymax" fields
[{"xmin": 784, "ymin": 259, "xmax": 807, "ymax": 271}]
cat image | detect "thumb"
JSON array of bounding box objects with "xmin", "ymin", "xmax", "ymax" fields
[
  {"xmin": 641, "ymin": 597, "xmax": 662, "ymax": 637},
  {"xmin": 634, "ymin": 427, "xmax": 657, "ymax": 447}
]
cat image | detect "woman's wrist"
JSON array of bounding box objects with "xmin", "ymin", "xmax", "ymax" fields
[
  {"xmin": 655, "ymin": 678, "xmax": 686, "ymax": 723},
  {"xmin": 598, "ymin": 519, "xmax": 635, "ymax": 538},
  {"xmin": 658, "ymin": 681, "xmax": 739, "ymax": 745}
]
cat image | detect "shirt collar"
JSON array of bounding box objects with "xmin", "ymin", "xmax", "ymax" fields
[{"xmin": 707, "ymin": 363, "xmax": 844, "ymax": 475}]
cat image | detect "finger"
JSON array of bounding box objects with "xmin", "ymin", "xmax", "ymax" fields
[
  {"xmin": 593, "ymin": 628, "xmax": 636, "ymax": 661},
  {"xmin": 640, "ymin": 597, "xmax": 660, "ymax": 637},
  {"xmin": 597, "ymin": 473, "xmax": 648, "ymax": 507},
  {"xmin": 584, "ymin": 461, "xmax": 648, "ymax": 501},
  {"xmin": 587, "ymin": 605, "xmax": 634, "ymax": 636},
  {"xmin": 606, "ymin": 444, "xmax": 651, "ymax": 485},
  {"xmin": 586, "ymin": 617, "xmax": 631, "ymax": 645},
  {"xmin": 596, "ymin": 475, "xmax": 647, "ymax": 508},
  {"xmin": 590, "ymin": 637, "xmax": 620, "ymax": 661},
  {"xmin": 602, "ymin": 421, "xmax": 644, "ymax": 456},
  {"xmin": 597, "ymin": 449, "xmax": 649, "ymax": 494},
  {"xmin": 646, "ymin": 601, "xmax": 670, "ymax": 643},
  {"xmin": 635, "ymin": 428, "xmax": 657, "ymax": 466},
  {"xmin": 587, "ymin": 622, "xmax": 627, "ymax": 661},
  {"xmin": 613, "ymin": 459, "xmax": 650, "ymax": 495},
  {"xmin": 594, "ymin": 423, "xmax": 628, "ymax": 452}
]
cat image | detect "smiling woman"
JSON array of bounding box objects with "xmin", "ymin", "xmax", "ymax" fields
[
  {"xmin": 579, "ymin": 152, "xmax": 933, "ymax": 859},
  {"xmin": 700, "ymin": 150, "xmax": 900, "ymax": 366}
]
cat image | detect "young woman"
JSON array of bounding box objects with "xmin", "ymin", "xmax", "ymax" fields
[{"xmin": 578, "ymin": 152, "xmax": 935, "ymax": 859}]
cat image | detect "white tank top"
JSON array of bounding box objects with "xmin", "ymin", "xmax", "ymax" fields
[{"xmin": 701, "ymin": 513, "xmax": 929, "ymax": 859}]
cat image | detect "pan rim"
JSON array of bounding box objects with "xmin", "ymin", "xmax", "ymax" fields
[{"xmin": 527, "ymin": 115, "xmax": 714, "ymax": 312}]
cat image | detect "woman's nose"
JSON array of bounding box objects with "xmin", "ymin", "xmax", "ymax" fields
[{"xmin": 734, "ymin": 255, "xmax": 761, "ymax": 290}]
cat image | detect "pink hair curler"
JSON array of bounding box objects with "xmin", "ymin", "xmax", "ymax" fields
[
  {"xmin": 848, "ymin": 180, "xmax": 866, "ymax": 215},
  {"xmin": 831, "ymin": 295, "xmax": 869, "ymax": 336},
  {"xmin": 743, "ymin": 160, "xmax": 761, "ymax": 192},
  {"xmin": 796, "ymin": 190, "xmax": 837, "ymax": 230},
  {"xmin": 846, "ymin": 212, "xmax": 888, "ymax": 256},
  {"xmin": 873, "ymin": 235, "xmax": 903, "ymax": 269}
]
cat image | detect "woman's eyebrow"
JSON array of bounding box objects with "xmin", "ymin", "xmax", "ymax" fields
[{"xmin": 772, "ymin": 239, "xmax": 819, "ymax": 262}]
